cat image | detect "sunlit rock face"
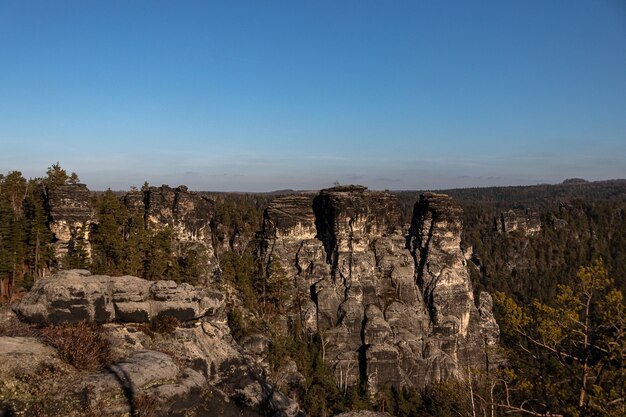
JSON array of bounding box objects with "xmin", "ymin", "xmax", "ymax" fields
[
  {"xmin": 495, "ymin": 209, "xmax": 541, "ymax": 235},
  {"xmin": 260, "ymin": 186, "xmax": 499, "ymax": 395},
  {"xmin": 14, "ymin": 269, "xmax": 225, "ymax": 325},
  {"xmin": 8, "ymin": 270, "xmax": 303, "ymax": 417},
  {"xmin": 47, "ymin": 184, "xmax": 95, "ymax": 264},
  {"xmin": 143, "ymin": 185, "xmax": 217, "ymax": 255}
]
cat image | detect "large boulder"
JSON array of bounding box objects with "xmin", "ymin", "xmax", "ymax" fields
[
  {"xmin": 14, "ymin": 270, "xmax": 225, "ymax": 325},
  {"xmin": 80, "ymin": 350, "xmax": 207, "ymax": 416}
]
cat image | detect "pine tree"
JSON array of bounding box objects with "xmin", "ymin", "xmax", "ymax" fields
[
  {"xmin": 91, "ymin": 190, "xmax": 127, "ymax": 274},
  {"xmin": 43, "ymin": 162, "xmax": 69, "ymax": 191},
  {"xmin": 494, "ymin": 260, "xmax": 626, "ymax": 416}
]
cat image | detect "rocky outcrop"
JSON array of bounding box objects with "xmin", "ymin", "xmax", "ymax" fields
[
  {"xmin": 80, "ymin": 350, "xmax": 207, "ymax": 416},
  {"xmin": 106, "ymin": 320, "xmax": 303, "ymax": 417},
  {"xmin": 5, "ymin": 270, "xmax": 302, "ymax": 417},
  {"xmin": 142, "ymin": 185, "xmax": 214, "ymax": 243},
  {"xmin": 140, "ymin": 185, "xmax": 219, "ymax": 265},
  {"xmin": 495, "ymin": 209, "xmax": 541, "ymax": 235},
  {"xmin": 260, "ymin": 186, "xmax": 499, "ymax": 395},
  {"xmin": 14, "ymin": 269, "xmax": 225, "ymax": 324},
  {"xmin": 47, "ymin": 184, "xmax": 95, "ymax": 263}
]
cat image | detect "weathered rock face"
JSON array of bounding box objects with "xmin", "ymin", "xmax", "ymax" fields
[
  {"xmin": 47, "ymin": 184, "xmax": 95, "ymax": 263},
  {"xmin": 6, "ymin": 271, "xmax": 302, "ymax": 417},
  {"xmin": 143, "ymin": 185, "xmax": 214, "ymax": 242},
  {"xmin": 495, "ymin": 209, "xmax": 541, "ymax": 235},
  {"xmin": 80, "ymin": 350, "xmax": 208, "ymax": 416},
  {"xmin": 14, "ymin": 269, "xmax": 225, "ymax": 324},
  {"xmin": 260, "ymin": 186, "xmax": 499, "ymax": 395},
  {"xmin": 143, "ymin": 185, "xmax": 218, "ymax": 260}
]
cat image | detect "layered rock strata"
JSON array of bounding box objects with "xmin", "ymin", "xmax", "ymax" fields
[
  {"xmin": 126, "ymin": 185, "xmax": 219, "ymax": 263},
  {"xmin": 47, "ymin": 184, "xmax": 95, "ymax": 263},
  {"xmin": 14, "ymin": 269, "xmax": 225, "ymax": 324},
  {"xmin": 260, "ymin": 186, "xmax": 499, "ymax": 394},
  {"xmin": 495, "ymin": 209, "xmax": 541, "ymax": 235}
]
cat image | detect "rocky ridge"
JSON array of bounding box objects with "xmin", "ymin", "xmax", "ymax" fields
[{"xmin": 47, "ymin": 184, "xmax": 228, "ymax": 274}]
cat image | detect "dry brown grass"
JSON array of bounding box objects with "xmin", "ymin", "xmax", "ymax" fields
[
  {"xmin": 132, "ymin": 392, "xmax": 158, "ymax": 417},
  {"xmin": 41, "ymin": 322, "xmax": 113, "ymax": 372}
]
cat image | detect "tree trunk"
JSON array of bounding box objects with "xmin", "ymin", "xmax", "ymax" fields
[
  {"xmin": 579, "ymin": 289, "xmax": 592, "ymax": 408},
  {"xmin": 10, "ymin": 261, "xmax": 16, "ymax": 300},
  {"xmin": 35, "ymin": 232, "xmax": 40, "ymax": 281}
]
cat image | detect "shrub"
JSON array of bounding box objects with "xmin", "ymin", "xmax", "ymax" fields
[
  {"xmin": 41, "ymin": 322, "xmax": 112, "ymax": 372},
  {"xmin": 227, "ymin": 307, "xmax": 246, "ymax": 340},
  {"xmin": 148, "ymin": 315, "xmax": 180, "ymax": 335}
]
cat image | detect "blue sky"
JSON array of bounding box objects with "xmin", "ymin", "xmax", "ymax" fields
[{"xmin": 1, "ymin": 0, "xmax": 625, "ymax": 191}]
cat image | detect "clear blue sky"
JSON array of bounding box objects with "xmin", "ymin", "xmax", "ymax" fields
[{"xmin": 1, "ymin": 0, "xmax": 625, "ymax": 191}]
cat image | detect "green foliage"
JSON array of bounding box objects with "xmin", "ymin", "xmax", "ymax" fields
[
  {"xmin": 227, "ymin": 307, "xmax": 247, "ymax": 340},
  {"xmin": 62, "ymin": 236, "xmax": 91, "ymax": 269},
  {"xmin": 219, "ymin": 250, "xmax": 257, "ymax": 310},
  {"xmin": 256, "ymin": 255, "xmax": 293, "ymax": 316},
  {"xmin": 209, "ymin": 193, "xmax": 270, "ymax": 236},
  {"xmin": 494, "ymin": 261, "xmax": 626, "ymax": 416},
  {"xmin": 43, "ymin": 162, "xmax": 70, "ymax": 190},
  {"xmin": 379, "ymin": 386, "xmax": 424, "ymax": 417},
  {"xmin": 0, "ymin": 171, "xmax": 55, "ymax": 300},
  {"xmin": 91, "ymin": 190, "xmax": 127, "ymax": 273},
  {"xmin": 89, "ymin": 190, "xmax": 209, "ymax": 283},
  {"xmin": 269, "ymin": 333, "xmax": 372, "ymax": 417}
]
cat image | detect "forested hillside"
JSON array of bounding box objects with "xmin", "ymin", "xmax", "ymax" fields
[{"xmin": 398, "ymin": 179, "xmax": 626, "ymax": 301}]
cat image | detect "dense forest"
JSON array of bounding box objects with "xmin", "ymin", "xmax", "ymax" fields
[{"xmin": 0, "ymin": 165, "xmax": 624, "ymax": 416}]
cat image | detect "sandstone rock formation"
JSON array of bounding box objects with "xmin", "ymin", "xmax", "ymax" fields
[
  {"xmin": 14, "ymin": 269, "xmax": 225, "ymax": 324},
  {"xmin": 80, "ymin": 350, "xmax": 207, "ymax": 416},
  {"xmin": 7, "ymin": 270, "xmax": 303, "ymax": 417},
  {"xmin": 47, "ymin": 184, "xmax": 95, "ymax": 263},
  {"xmin": 495, "ymin": 209, "xmax": 541, "ymax": 235},
  {"xmin": 260, "ymin": 186, "xmax": 499, "ymax": 395},
  {"xmin": 127, "ymin": 185, "xmax": 219, "ymax": 269},
  {"xmin": 142, "ymin": 185, "xmax": 214, "ymax": 244},
  {"xmin": 0, "ymin": 336, "xmax": 62, "ymax": 374}
]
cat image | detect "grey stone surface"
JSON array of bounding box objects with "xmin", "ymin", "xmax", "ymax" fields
[
  {"xmin": 14, "ymin": 270, "xmax": 225, "ymax": 324},
  {"xmin": 0, "ymin": 336, "xmax": 61, "ymax": 374},
  {"xmin": 260, "ymin": 187, "xmax": 500, "ymax": 395},
  {"xmin": 80, "ymin": 350, "xmax": 207, "ymax": 416}
]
